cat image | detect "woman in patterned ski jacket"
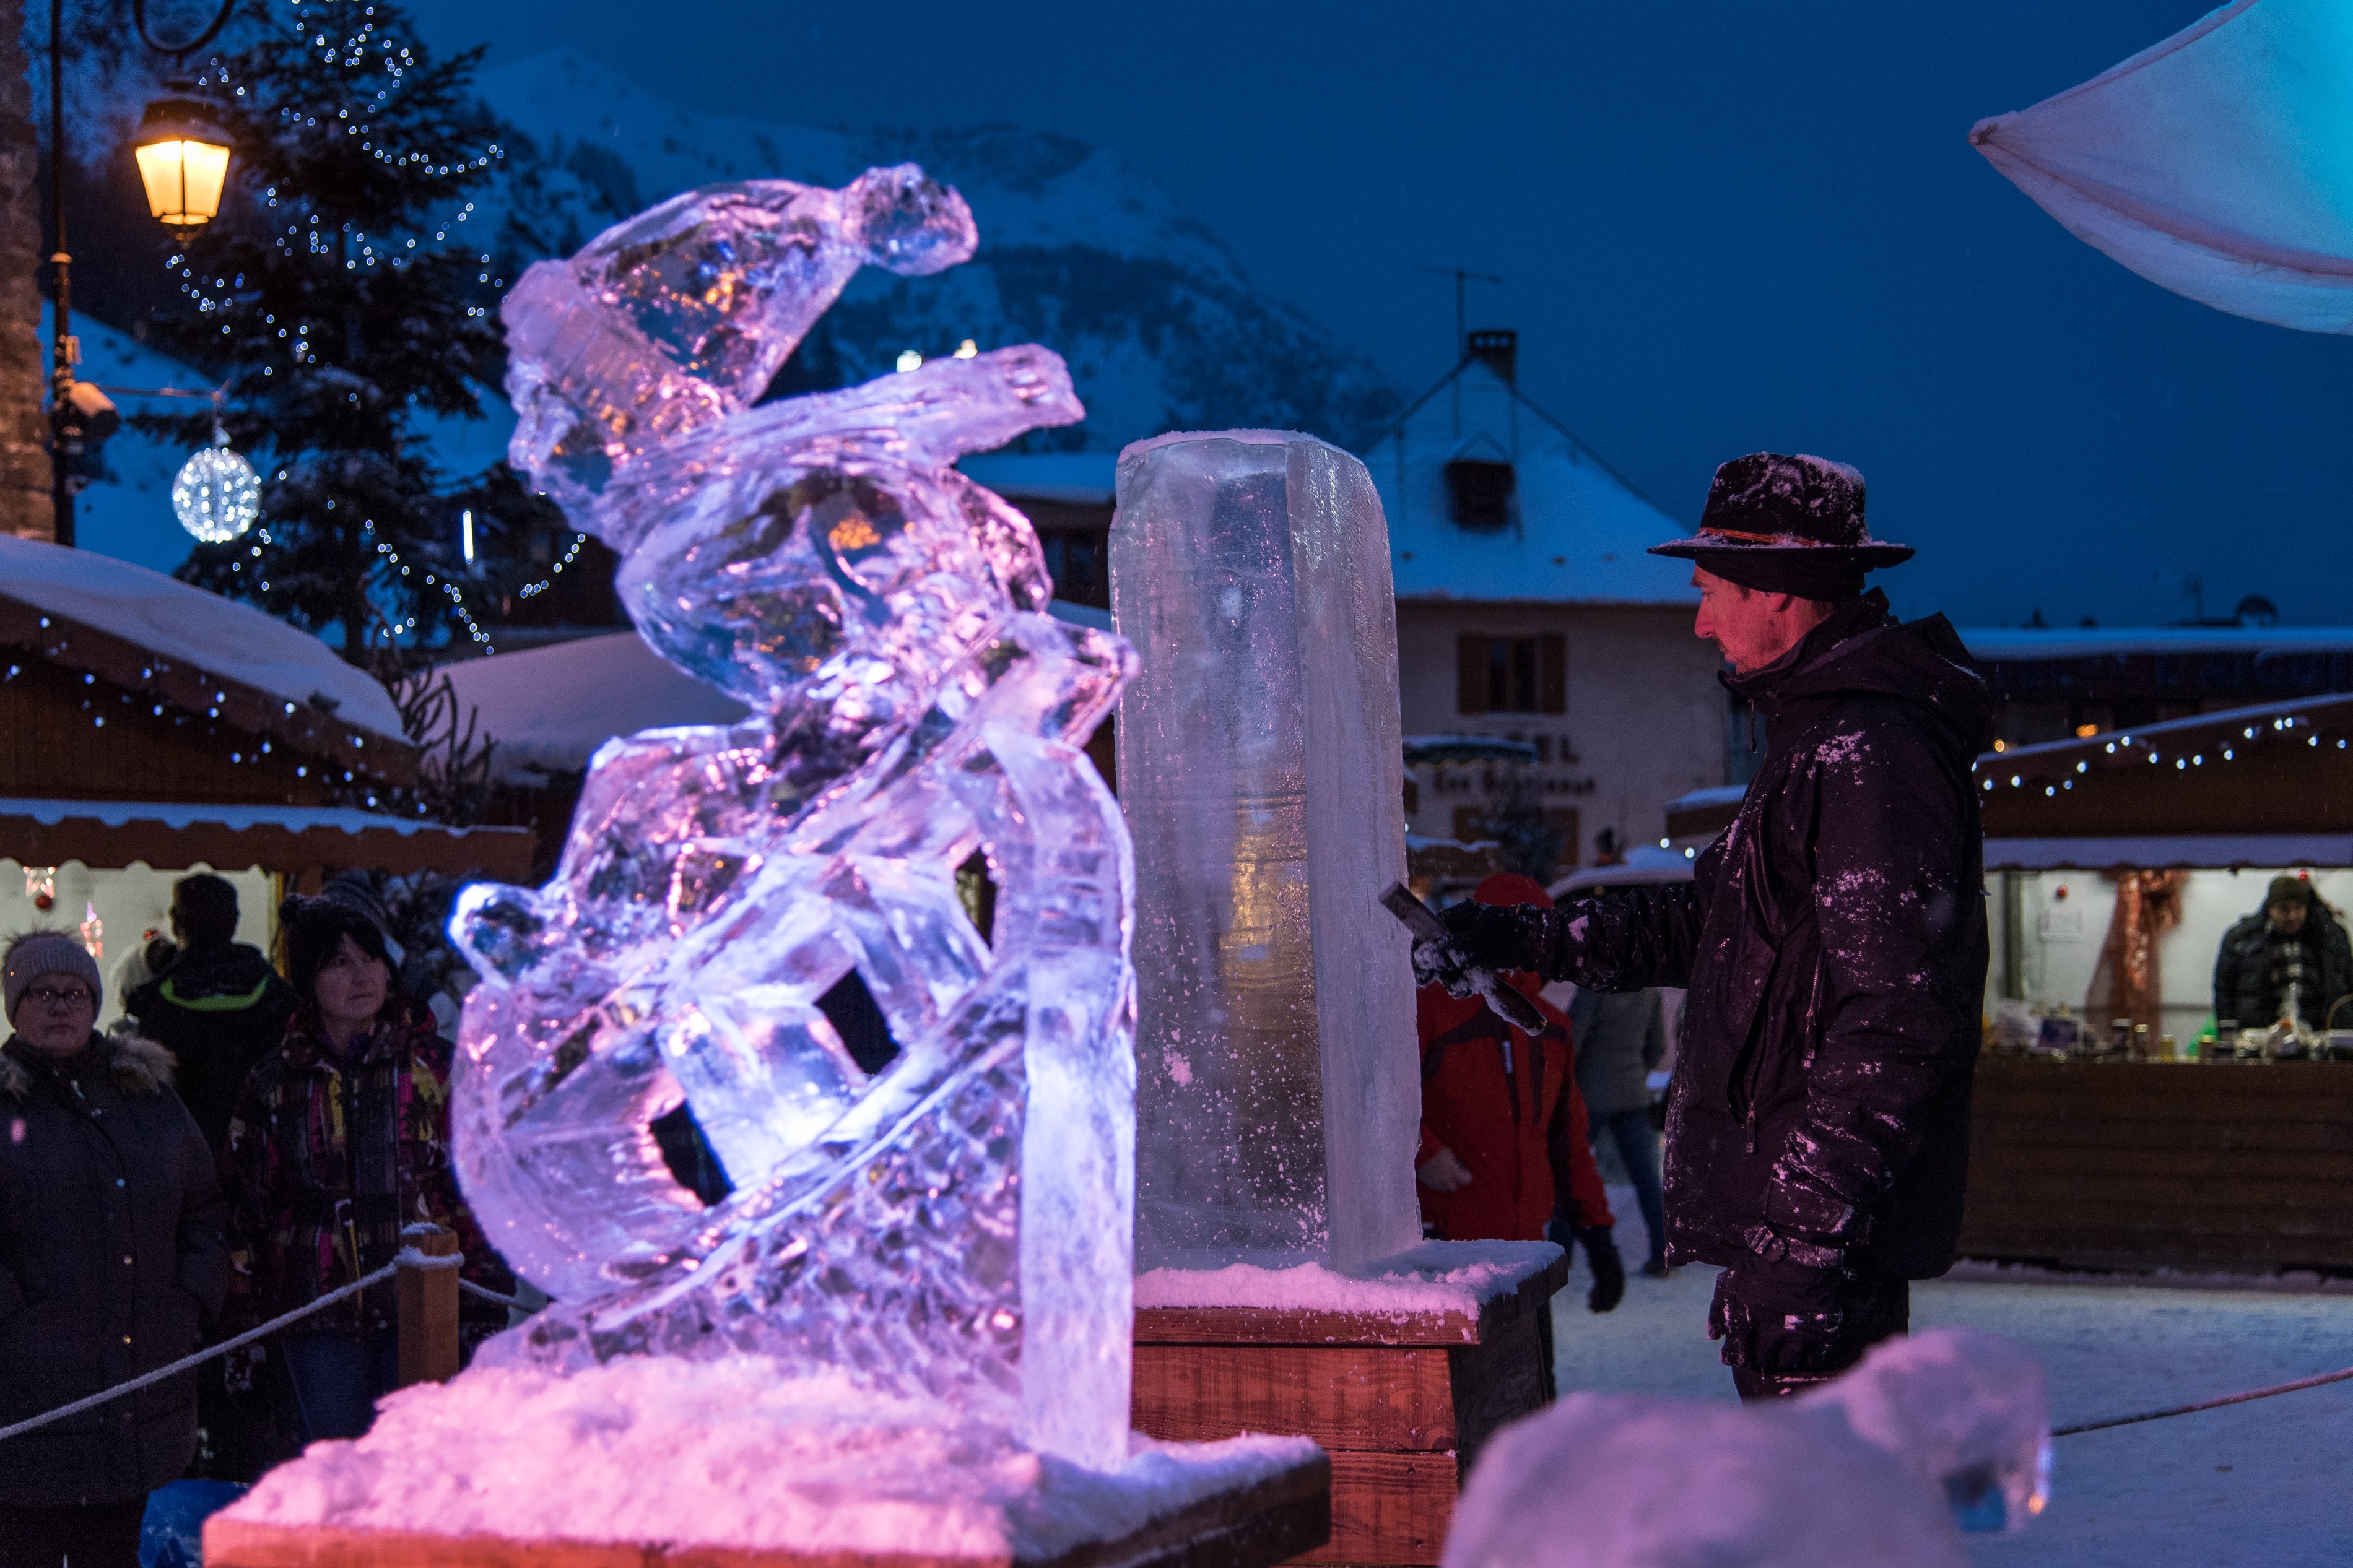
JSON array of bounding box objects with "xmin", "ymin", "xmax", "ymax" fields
[{"xmin": 223, "ymin": 898, "xmax": 509, "ymax": 1442}]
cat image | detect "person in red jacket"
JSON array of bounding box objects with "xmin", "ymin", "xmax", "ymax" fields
[{"xmin": 1417, "ymin": 873, "xmax": 1625, "ymax": 1317}]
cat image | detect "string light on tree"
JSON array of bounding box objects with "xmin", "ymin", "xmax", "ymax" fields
[
  {"xmin": 515, "ymin": 533, "xmax": 588, "ymax": 600},
  {"xmin": 150, "ymin": 3, "xmax": 511, "ymax": 659}
]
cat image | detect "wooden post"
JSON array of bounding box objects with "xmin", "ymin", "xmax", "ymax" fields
[{"xmin": 396, "ymin": 1223, "xmax": 462, "ymax": 1387}]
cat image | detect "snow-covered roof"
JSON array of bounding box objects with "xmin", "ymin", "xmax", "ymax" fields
[
  {"xmin": 1551, "ymin": 845, "xmax": 1696, "ymax": 897},
  {"xmin": 1957, "ymin": 626, "xmax": 2353, "ymax": 662},
  {"xmin": 1365, "ymin": 358, "xmax": 1694, "ymax": 606},
  {"xmin": 441, "ymin": 609, "xmax": 1119, "ymax": 784},
  {"xmin": 0, "ymin": 534, "xmax": 407, "ymax": 743},
  {"xmin": 1404, "ymin": 735, "xmax": 1540, "ymax": 766},
  {"xmin": 1667, "ymin": 784, "xmax": 1747, "ymax": 816},
  {"xmin": 0, "ymin": 797, "xmax": 535, "ymax": 879},
  {"xmin": 1, "ymin": 797, "xmax": 504, "ymax": 838},
  {"xmin": 437, "ymin": 633, "xmax": 750, "ymax": 784},
  {"xmin": 1985, "ymin": 690, "xmax": 2353, "ymax": 769},
  {"xmin": 959, "ymin": 452, "xmax": 1116, "ymax": 506},
  {"xmin": 1985, "ymin": 835, "xmax": 2353, "ymax": 871}
]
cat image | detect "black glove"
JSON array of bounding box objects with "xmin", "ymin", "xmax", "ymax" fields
[
  {"xmin": 1707, "ymin": 1256, "xmax": 1850, "ymax": 1374},
  {"xmin": 1577, "ymin": 1224, "xmax": 1624, "ymax": 1313},
  {"xmin": 1435, "ymin": 899, "xmax": 1551, "ymax": 976}
]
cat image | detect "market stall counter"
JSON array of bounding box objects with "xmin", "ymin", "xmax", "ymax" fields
[{"xmin": 1959, "ymin": 1055, "xmax": 2353, "ymax": 1275}]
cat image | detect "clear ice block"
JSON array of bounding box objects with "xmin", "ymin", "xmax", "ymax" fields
[
  {"xmin": 1110, "ymin": 431, "xmax": 1420, "ymax": 1272},
  {"xmin": 451, "ymin": 165, "xmax": 1137, "ymax": 1471}
]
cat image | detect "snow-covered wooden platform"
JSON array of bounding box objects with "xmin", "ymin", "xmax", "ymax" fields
[
  {"xmin": 1132, "ymin": 1239, "xmax": 1567, "ymax": 1566},
  {"xmin": 201, "ymin": 1357, "xmax": 1329, "ymax": 1568}
]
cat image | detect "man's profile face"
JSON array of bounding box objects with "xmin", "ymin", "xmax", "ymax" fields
[
  {"xmin": 1692, "ymin": 568, "xmax": 1786, "ymax": 675},
  {"xmin": 2269, "ymin": 899, "xmax": 2308, "ymax": 935}
]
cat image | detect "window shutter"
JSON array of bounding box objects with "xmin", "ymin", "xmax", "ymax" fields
[
  {"xmin": 1539, "ymin": 635, "xmax": 1567, "ymax": 714},
  {"xmin": 1457, "ymin": 634, "xmax": 1487, "ymax": 714}
]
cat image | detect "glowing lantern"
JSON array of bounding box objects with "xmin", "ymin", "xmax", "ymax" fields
[{"xmin": 133, "ymin": 96, "xmax": 233, "ymax": 227}]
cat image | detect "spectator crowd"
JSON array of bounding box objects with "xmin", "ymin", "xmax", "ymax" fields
[
  {"xmin": 1, "ymin": 864, "xmax": 1681, "ymax": 1568},
  {"xmin": 0, "ymin": 875, "xmax": 508, "ymax": 1568}
]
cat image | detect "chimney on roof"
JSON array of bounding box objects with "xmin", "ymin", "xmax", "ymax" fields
[{"xmin": 1466, "ymin": 329, "xmax": 1516, "ymax": 385}]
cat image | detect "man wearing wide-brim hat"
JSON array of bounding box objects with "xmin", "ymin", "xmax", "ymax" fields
[{"xmin": 1422, "ymin": 452, "xmax": 1995, "ymax": 1398}]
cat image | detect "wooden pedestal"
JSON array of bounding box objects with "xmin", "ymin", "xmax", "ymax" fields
[
  {"xmin": 203, "ymin": 1452, "xmax": 1329, "ymax": 1568},
  {"xmin": 1131, "ymin": 1245, "xmax": 1567, "ymax": 1567}
]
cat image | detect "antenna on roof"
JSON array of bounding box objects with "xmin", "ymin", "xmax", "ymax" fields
[{"xmin": 1415, "ymin": 266, "xmax": 1503, "ymax": 361}]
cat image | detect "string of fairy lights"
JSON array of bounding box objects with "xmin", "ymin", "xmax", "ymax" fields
[
  {"xmin": 172, "ymin": 8, "xmax": 514, "ymax": 657},
  {"xmin": 1977, "ymin": 710, "xmax": 2350, "ymax": 800},
  {"xmin": 515, "ymin": 534, "xmax": 589, "ymax": 600}
]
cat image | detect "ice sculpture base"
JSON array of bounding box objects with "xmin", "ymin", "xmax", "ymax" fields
[
  {"xmin": 205, "ymin": 1357, "xmax": 1328, "ymax": 1568},
  {"xmin": 1131, "ymin": 1241, "xmax": 1566, "ymax": 1567}
]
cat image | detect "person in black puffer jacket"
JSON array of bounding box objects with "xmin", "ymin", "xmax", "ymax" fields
[
  {"xmin": 0, "ymin": 932, "xmax": 228, "ymax": 1568},
  {"xmin": 2212, "ymin": 876, "xmax": 2353, "ymax": 1033},
  {"xmin": 1425, "ymin": 454, "xmax": 1993, "ymax": 1401},
  {"xmin": 124, "ymin": 874, "xmax": 294, "ymax": 1160}
]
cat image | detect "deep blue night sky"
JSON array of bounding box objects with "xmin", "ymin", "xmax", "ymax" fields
[{"xmin": 407, "ymin": 0, "xmax": 2351, "ymax": 631}]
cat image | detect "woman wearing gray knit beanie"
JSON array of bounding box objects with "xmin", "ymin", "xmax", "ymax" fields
[{"xmin": 0, "ymin": 932, "xmax": 228, "ymax": 1568}]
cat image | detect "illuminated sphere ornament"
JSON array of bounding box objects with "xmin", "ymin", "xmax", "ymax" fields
[{"xmin": 173, "ymin": 444, "xmax": 261, "ymax": 543}]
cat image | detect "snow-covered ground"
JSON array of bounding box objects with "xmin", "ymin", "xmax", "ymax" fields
[{"xmin": 1554, "ymin": 1189, "xmax": 2353, "ymax": 1566}]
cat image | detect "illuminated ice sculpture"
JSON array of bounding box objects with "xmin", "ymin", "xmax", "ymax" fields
[{"xmin": 446, "ymin": 166, "xmax": 1138, "ymax": 1470}]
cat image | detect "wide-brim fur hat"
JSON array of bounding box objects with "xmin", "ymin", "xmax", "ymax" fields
[{"xmin": 1648, "ymin": 452, "xmax": 1913, "ymax": 570}]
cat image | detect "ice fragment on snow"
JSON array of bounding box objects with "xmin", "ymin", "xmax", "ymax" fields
[{"xmin": 1442, "ymin": 1327, "xmax": 2046, "ymax": 1566}]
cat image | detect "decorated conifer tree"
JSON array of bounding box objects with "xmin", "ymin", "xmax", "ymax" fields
[{"xmin": 143, "ymin": 0, "xmax": 541, "ymax": 661}]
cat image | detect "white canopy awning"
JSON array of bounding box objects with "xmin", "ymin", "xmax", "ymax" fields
[{"xmin": 1972, "ymin": 0, "xmax": 2353, "ymax": 334}]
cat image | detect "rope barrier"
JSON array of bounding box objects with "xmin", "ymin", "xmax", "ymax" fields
[
  {"xmin": 0, "ymin": 1260, "xmax": 404, "ymax": 1447},
  {"xmin": 2053, "ymin": 1364, "xmax": 2353, "ymax": 1437},
  {"xmin": 458, "ymin": 1278, "xmax": 532, "ymax": 1311}
]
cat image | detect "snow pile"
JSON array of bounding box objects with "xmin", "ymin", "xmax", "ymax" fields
[
  {"xmin": 220, "ymin": 1357, "xmax": 1316, "ymax": 1557},
  {"xmin": 434, "ymin": 632, "xmax": 749, "ymax": 784},
  {"xmin": 0, "ymin": 532, "xmax": 405, "ymax": 740},
  {"xmin": 1136, "ymin": 1241, "xmax": 1560, "ymax": 1322},
  {"xmin": 1442, "ymin": 1328, "xmax": 2047, "ymax": 1567}
]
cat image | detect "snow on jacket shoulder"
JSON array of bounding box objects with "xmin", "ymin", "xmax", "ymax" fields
[
  {"xmin": 1417, "ymin": 974, "xmax": 1612, "ymax": 1242},
  {"xmin": 1524, "ymin": 591, "xmax": 1992, "ymax": 1279},
  {"xmin": 0, "ymin": 1031, "xmax": 228, "ymax": 1507}
]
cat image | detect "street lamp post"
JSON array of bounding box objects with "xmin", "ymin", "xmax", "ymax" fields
[{"xmin": 46, "ymin": 0, "xmax": 237, "ymax": 548}]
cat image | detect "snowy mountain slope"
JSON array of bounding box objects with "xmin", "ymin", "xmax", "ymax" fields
[
  {"xmin": 72, "ymin": 48, "xmax": 1399, "ymax": 577},
  {"xmin": 476, "ymin": 51, "xmax": 1399, "ymax": 451}
]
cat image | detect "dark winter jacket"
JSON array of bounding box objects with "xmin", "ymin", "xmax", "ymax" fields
[
  {"xmin": 0, "ymin": 1032, "xmax": 228, "ymax": 1507},
  {"xmin": 1457, "ymin": 592, "xmax": 1993, "ymax": 1280},
  {"xmin": 2212, "ymin": 905, "xmax": 2353, "ymax": 1031},
  {"xmin": 1567, "ymin": 987, "xmax": 1668, "ymax": 1119},
  {"xmin": 223, "ymin": 1001, "xmax": 509, "ymax": 1341},
  {"xmin": 125, "ymin": 942, "xmax": 294, "ymax": 1158},
  {"xmin": 1417, "ymin": 975, "xmax": 1613, "ymax": 1242}
]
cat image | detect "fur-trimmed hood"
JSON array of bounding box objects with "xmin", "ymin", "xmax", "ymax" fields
[{"xmin": 0, "ymin": 1031, "xmax": 176, "ymax": 1101}]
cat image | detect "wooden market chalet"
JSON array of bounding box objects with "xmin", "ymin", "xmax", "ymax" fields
[{"xmin": 0, "ymin": 535, "xmax": 531, "ymax": 968}]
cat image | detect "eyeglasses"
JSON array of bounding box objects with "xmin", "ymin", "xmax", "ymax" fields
[{"xmin": 22, "ymin": 987, "xmax": 95, "ymax": 1009}]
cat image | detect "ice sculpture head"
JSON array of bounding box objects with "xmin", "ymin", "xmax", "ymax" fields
[{"xmin": 503, "ymin": 164, "xmax": 978, "ymax": 513}]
